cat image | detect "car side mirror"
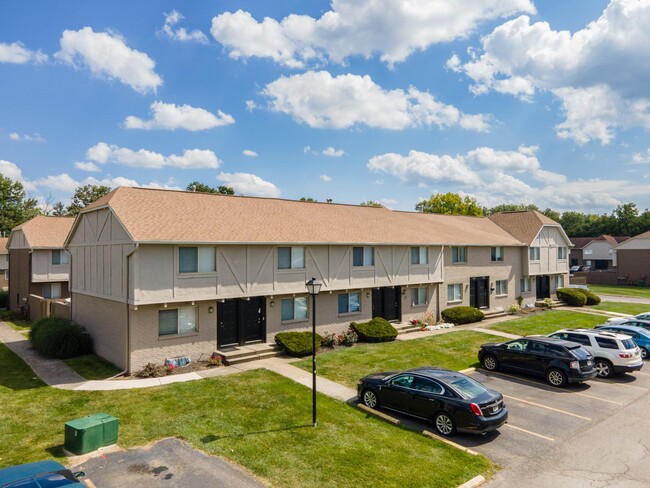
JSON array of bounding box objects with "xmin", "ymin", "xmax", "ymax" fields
[{"xmin": 499, "ymin": 344, "xmax": 508, "ymax": 349}]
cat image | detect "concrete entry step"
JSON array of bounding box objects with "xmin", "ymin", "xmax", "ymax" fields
[
  {"xmin": 215, "ymin": 343, "xmax": 285, "ymax": 365},
  {"xmin": 393, "ymin": 323, "xmax": 423, "ymax": 335},
  {"xmin": 482, "ymin": 308, "xmax": 507, "ymax": 320}
]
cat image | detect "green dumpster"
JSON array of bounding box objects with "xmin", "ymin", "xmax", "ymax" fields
[{"xmin": 64, "ymin": 413, "xmax": 118, "ymax": 455}]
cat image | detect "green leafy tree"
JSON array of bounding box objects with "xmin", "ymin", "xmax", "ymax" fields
[
  {"xmin": 0, "ymin": 175, "xmax": 40, "ymax": 235},
  {"xmin": 542, "ymin": 208, "xmax": 561, "ymax": 222},
  {"xmin": 416, "ymin": 192, "xmax": 483, "ymax": 216},
  {"xmin": 187, "ymin": 181, "xmax": 235, "ymax": 195},
  {"xmin": 360, "ymin": 200, "xmax": 384, "ymax": 207},
  {"xmin": 485, "ymin": 203, "xmax": 539, "ymax": 215},
  {"xmin": 66, "ymin": 185, "xmax": 112, "ymax": 216},
  {"xmin": 613, "ymin": 203, "xmax": 640, "ymax": 236},
  {"xmin": 299, "ymin": 197, "xmax": 317, "ymax": 202},
  {"xmin": 50, "ymin": 202, "xmax": 67, "ymax": 216}
]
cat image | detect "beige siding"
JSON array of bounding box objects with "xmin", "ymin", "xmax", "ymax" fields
[
  {"xmin": 528, "ymin": 227, "xmax": 570, "ymax": 276},
  {"xmin": 8, "ymin": 230, "xmax": 28, "ymax": 249},
  {"xmin": 442, "ymin": 246, "xmax": 521, "ymax": 310},
  {"xmin": 616, "ymin": 238, "xmax": 650, "ymax": 251},
  {"xmin": 31, "ymin": 249, "xmax": 69, "ymax": 282},
  {"xmin": 583, "ymin": 240, "xmax": 615, "ymax": 261}
]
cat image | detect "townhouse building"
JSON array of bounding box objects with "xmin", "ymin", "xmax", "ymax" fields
[
  {"xmin": 66, "ymin": 187, "xmax": 533, "ymax": 372},
  {"xmin": 569, "ymin": 235, "xmax": 630, "ymax": 269},
  {"xmin": 0, "ymin": 237, "xmax": 8, "ymax": 290},
  {"xmin": 7, "ymin": 215, "xmax": 74, "ymax": 318}
]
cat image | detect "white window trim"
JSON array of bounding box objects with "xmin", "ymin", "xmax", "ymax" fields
[
  {"xmin": 51, "ymin": 250, "xmax": 70, "ymax": 266},
  {"xmin": 277, "ymin": 246, "xmax": 306, "ymax": 270},
  {"xmin": 412, "ymin": 287, "xmax": 428, "ymax": 307},
  {"xmin": 352, "ymin": 246, "xmax": 375, "ymax": 267},
  {"xmin": 158, "ymin": 306, "xmax": 198, "ymax": 338},
  {"xmin": 411, "ymin": 247, "xmax": 429, "ymax": 266},
  {"xmin": 447, "ymin": 283, "xmax": 463, "ymax": 303},
  {"xmin": 281, "ymin": 296, "xmax": 310, "ymax": 323},
  {"xmin": 520, "ymin": 278, "xmax": 532, "ymax": 294},
  {"xmin": 491, "ymin": 247, "xmax": 504, "ymax": 262},
  {"xmin": 178, "ymin": 246, "xmax": 217, "ymax": 274},
  {"xmin": 529, "ymin": 247, "xmax": 540, "ymax": 261},
  {"xmin": 495, "ymin": 280, "xmax": 508, "ymax": 297}
]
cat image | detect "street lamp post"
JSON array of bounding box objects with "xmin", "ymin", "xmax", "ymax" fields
[{"xmin": 306, "ymin": 277, "xmax": 322, "ymax": 427}]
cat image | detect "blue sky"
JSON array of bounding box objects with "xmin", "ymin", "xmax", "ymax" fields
[{"xmin": 1, "ymin": 0, "xmax": 649, "ymax": 213}]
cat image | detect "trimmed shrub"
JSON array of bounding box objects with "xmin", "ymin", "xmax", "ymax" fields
[
  {"xmin": 350, "ymin": 317, "xmax": 398, "ymax": 343},
  {"xmin": 29, "ymin": 316, "xmax": 93, "ymax": 359},
  {"xmin": 0, "ymin": 290, "xmax": 8, "ymax": 309},
  {"xmin": 556, "ymin": 287, "xmax": 587, "ymax": 307},
  {"xmin": 441, "ymin": 306, "xmax": 485, "ymax": 325},
  {"xmin": 275, "ymin": 331, "xmax": 323, "ymax": 357},
  {"xmin": 572, "ymin": 288, "xmax": 602, "ymax": 305}
]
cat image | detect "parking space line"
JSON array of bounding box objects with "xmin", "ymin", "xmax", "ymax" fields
[
  {"xmin": 503, "ymin": 423, "xmax": 555, "ymax": 442},
  {"xmin": 634, "ymin": 371, "xmax": 650, "ymax": 377},
  {"xmin": 592, "ymin": 380, "xmax": 648, "ymax": 391},
  {"xmin": 503, "ymin": 394, "xmax": 592, "ymax": 421},
  {"xmin": 573, "ymin": 392, "xmax": 623, "ymax": 406}
]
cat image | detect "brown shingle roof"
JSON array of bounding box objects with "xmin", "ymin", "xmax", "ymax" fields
[
  {"xmin": 82, "ymin": 187, "xmax": 524, "ymax": 247},
  {"xmin": 570, "ymin": 237, "xmax": 594, "ymax": 249},
  {"xmin": 489, "ymin": 210, "xmax": 561, "ymax": 245},
  {"xmin": 0, "ymin": 237, "xmax": 7, "ymax": 254},
  {"xmin": 9, "ymin": 215, "xmax": 75, "ymax": 249}
]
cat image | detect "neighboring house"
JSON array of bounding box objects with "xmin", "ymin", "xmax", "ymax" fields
[
  {"xmin": 0, "ymin": 237, "xmax": 8, "ymax": 290},
  {"xmin": 614, "ymin": 231, "xmax": 650, "ymax": 285},
  {"xmin": 489, "ymin": 211, "xmax": 571, "ymax": 303},
  {"xmin": 569, "ymin": 235, "xmax": 630, "ymax": 269},
  {"xmin": 66, "ymin": 187, "xmax": 533, "ymax": 372},
  {"xmin": 6, "ymin": 216, "xmax": 75, "ymax": 318}
]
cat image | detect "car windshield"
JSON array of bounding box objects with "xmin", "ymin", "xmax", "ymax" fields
[
  {"xmin": 621, "ymin": 338, "xmax": 637, "ymax": 349},
  {"xmin": 567, "ymin": 345, "xmax": 591, "ymax": 360},
  {"xmin": 449, "ymin": 376, "xmax": 488, "ymax": 400}
]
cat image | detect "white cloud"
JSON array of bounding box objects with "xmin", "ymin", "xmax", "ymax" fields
[
  {"xmin": 242, "ymin": 149, "xmax": 258, "ymax": 157},
  {"xmin": 0, "ymin": 42, "xmax": 47, "ymax": 64},
  {"xmin": 85, "ymin": 142, "xmax": 221, "ymax": 169},
  {"xmin": 0, "ymin": 160, "xmax": 26, "ymax": 182},
  {"xmin": 466, "ymin": 145, "xmax": 540, "ymax": 172},
  {"xmin": 319, "ymin": 174, "xmax": 332, "ymax": 182},
  {"xmin": 322, "ymin": 147, "xmax": 344, "ymax": 157},
  {"xmin": 452, "ymin": 1, "xmax": 650, "ymax": 144},
  {"xmin": 124, "ymin": 101, "xmax": 234, "ymax": 131},
  {"xmin": 211, "ymin": 1, "xmax": 535, "ymax": 68},
  {"xmin": 160, "ymin": 10, "xmax": 208, "ymax": 44},
  {"xmin": 216, "ymin": 172, "xmax": 280, "ymax": 197},
  {"xmin": 55, "ymin": 27, "xmax": 162, "ymax": 94},
  {"xmin": 263, "ymin": 71, "xmax": 490, "ymax": 131},
  {"xmin": 632, "ymin": 149, "xmax": 650, "ymax": 164},
  {"xmin": 8, "ymin": 132, "xmax": 45, "ymax": 142},
  {"xmin": 31, "ymin": 173, "xmax": 79, "ymax": 193},
  {"xmin": 245, "ymin": 100, "xmax": 257, "ymax": 111},
  {"xmin": 75, "ymin": 162, "xmax": 101, "ymax": 172}
]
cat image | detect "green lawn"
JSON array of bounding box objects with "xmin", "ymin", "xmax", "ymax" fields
[
  {"xmin": 62, "ymin": 354, "xmax": 122, "ymax": 380},
  {"xmin": 0, "ymin": 344, "xmax": 492, "ymax": 487},
  {"xmin": 0, "ymin": 310, "xmax": 31, "ymax": 332},
  {"xmin": 589, "ymin": 285, "xmax": 650, "ymax": 299},
  {"xmin": 487, "ymin": 310, "xmax": 605, "ymax": 336},
  {"xmin": 293, "ymin": 330, "xmax": 504, "ymax": 389},
  {"xmin": 591, "ymin": 301, "xmax": 650, "ymax": 315}
]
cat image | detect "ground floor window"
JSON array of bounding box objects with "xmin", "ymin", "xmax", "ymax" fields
[
  {"xmin": 281, "ymin": 297, "xmax": 308, "ymax": 322},
  {"xmin": 447, "ymin": 283, "xmax": 462, "ymax": 302},
  {"xmin": 159, "ymin": 307, "xmax": 197, "ymax": 336},
  {"xmin": 520, "ymin": 278, "xmax": 531, "ymax": 293},
  {"xmin": 554, "ymin": 275, "xmax": 564, "ymax": 289},
  {"xmin": 495, "ymin": 280, "xmax": 508, "ymax": 296},
  {"xmin": 412, "ymin": 287, "xmax": 427, "ymax": 306},
  {"xmin": 338, "ymin": 292, "xmax": 360, "ymax": 314},
  {"xmin": 42, "ymin": 283, "xmax": 61, "ymax": 299}
]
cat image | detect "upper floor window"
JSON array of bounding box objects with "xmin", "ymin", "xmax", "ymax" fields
[
  {"xmin": 51, "ymin": 250, "xmax": 69, "ymax": 266},
  {"xmin": 451, "ymin": 247, "xmax": 467, "ymax": 264},
  {"xmin": 584, "ymin": 249, "xmax": 593, "ymax": 256},
  {"xmin": 338, "ymin": 292, "xmax": 361, "ymax": 314},
  {"xmin": 412, "ymin": 287, "xmax": 427, "ymax": 306},
  {"xmin": 558, "ymin": 247, "xmax": 567, "ymax": 260},
  {"xmin": 281, "ymin": 297, "xmax": 308, "ymax": 322},
  {"xmin": 179, "ymin": 246, "xmax": 216, "ymax": 273},
  {"xmin": 411, "ymin": 247, "xmax": 428, "ymax": 265},
  {"xmin": 159, "ymin": 307, "xmax": 197, "ymax": 336},
  {"xmin": 495, "ymin": 280, "xmax": 508, "ymax": 296},
  {"xmin": 278, "ymin": 247, "xmax": 305, "ymax": 270},
  {"xmin": 529, "ymin": 247, "xmax": 540, "ymax": 260},
  {"xmin": 353, "ymin": 247, "xmax": 374, "ymax": 267},
  {"xmin": 447, "ymin": 283, "xmax": 462, "ymax": 302},
  {"xmin": 491, "ymin": 247, "xmax": 503, "ymax": 262}
]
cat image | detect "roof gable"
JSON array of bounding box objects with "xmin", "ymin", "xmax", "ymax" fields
[
  {"xmin": 7, "ymin": 215, "xmax": 75, "ymax": 249},
  {"xmin": 489, "ymin": 210, "xmax": 565, "ymax": 245}
]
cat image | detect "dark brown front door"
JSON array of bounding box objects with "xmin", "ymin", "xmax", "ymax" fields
[
  {"xmin": 536, "ymin": 276, "xmax": 550, "ymax": 299},
  {"xmin": 372, "ymin": 287, "xmax": 401, "ymax": 322},
  {"xmin": 470, "ymin": 277, "xmax": 489, "ymax": 309},
  {"xmin": 217, "ymin": 297, "xmax": 266, "ymax": 348}
]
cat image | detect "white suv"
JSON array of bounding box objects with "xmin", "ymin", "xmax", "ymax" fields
[{"xmin": 548, "ymin": 329, "xmax": 643, "ymax": 378}]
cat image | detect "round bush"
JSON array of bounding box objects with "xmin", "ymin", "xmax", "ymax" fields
[
  {"xmin": 274, "ymin": 331, "xmax": 323, "ymax": 357},
  {"xmin": 29, "ymin": 317, "xmax": 93, "ymax": 359},
  {"xmin": 351, "ymin": 317, "xmax": 398, "ymax": 343},
  {"xmin": 556, "ymin": 288, "xmax": 587, "ymax": 307},
  {"xmin": 441, "ymin": 306, "xmax": 485, "ymax": 325},
  {"xmin": 572, "ymin": 288, "xmax": 601, "ymax": 305}
]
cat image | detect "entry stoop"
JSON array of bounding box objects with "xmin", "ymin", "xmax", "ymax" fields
[
  {"xmin": 482, "ymin": 308, "xmax": 507, "ymax": 320},
  {"xmin": 393, "ymin": 322, "xmax": 423, "ymax": 335},
  {"xmin": 215, "ymin": 343, "xmax": 285, "ymax": 366}
]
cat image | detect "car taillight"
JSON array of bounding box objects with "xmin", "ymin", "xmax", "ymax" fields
[
  {"xmin": 470, "ymin": 403, "xmax": 482, "ymax": 416},
  {"xmin": 619, "ymin": 352, "xmax": 634, "ymax": 358},
  {"xmin": 569, "ymin": 360, "xmax": 579, "ymax": 369}
]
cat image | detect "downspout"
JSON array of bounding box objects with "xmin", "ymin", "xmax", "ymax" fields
[
  {"xmin": 123, "ymin": 243, "xmax": 139, "ymax": 375},
  {"xmin": 437, "ymin": 245, "xmax": 444, "ymax": 322}
]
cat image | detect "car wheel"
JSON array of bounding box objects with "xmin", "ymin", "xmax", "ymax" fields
[
  {"xmin": 641, "ymin": 347, "xmax": 648, "ymax": 360},
  {"xmin": 594, "ymin": 359, "xmax": 614, "ymax": 378},
  {"xmin": 546, "ymin": 368, "xmax": 567, "ymax": 387},
  {"xmin": 482, "ymin": 354, "xmax": 499, "ymax": 371},
  {"xmin": 362, "ymin": 389, "xmax": 379, "ymax": 409},
  {"xmin": 434, "ymin": 412, "xmax": 456, "ymax": 437}
]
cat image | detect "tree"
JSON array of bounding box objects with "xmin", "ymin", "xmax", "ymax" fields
[
  {"xmin": 66, "ymin": 185, "xmax": 112, "ymax": 216},
  {"xmin": 0, "ymin": 175, "xmax": 40, "ymax": 235},
  {"xmin": 299, "ymin": 197, "xmax": 317, "ymax": 202},
  {"xmin": 485, "ymin": 203, "xmax": 539, "ymax": 215},
  {"xmin": 542, "ymin": 208, "xmax": 561, "ymax": 222},
  {"xmin": 50, "ymin": 202, "xmax": 67, "ymax": 217},
  {"xmin": 613, "ymin": 203, "xmax": 640, "ymax": 236},
  {"xmin": 360, "ymin": 200, "xmax": 384, "ymax": 207},
  {"xmin": 187, "ymin": 181, "xmax": 235, "ymax": 195},
  {"xmin": 416, "ymin": 192, "xmax": 483, "ymax": 216}
]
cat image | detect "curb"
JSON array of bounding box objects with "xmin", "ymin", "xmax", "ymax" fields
[
  {"xmin": 356, "ymin": 403, "xmax": 400, "ymax": 425},
  {"xmin": 459, "ymin": 367, "xmax": 476, "ymax": 374},
  {"xmin": 422, "ymin": 430, "xmax": 480, "ymax": 456},
  {"xmin": 458, "ymin": 475, "xmax": 486, "ymax": 488}
]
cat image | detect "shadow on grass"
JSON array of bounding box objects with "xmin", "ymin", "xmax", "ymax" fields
[{"xmin": 200, "ymin": 424, "xmax": 312, "ymax": 444}]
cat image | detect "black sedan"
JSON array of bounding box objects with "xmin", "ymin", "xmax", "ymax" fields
[
  {"xmin": 478, "ymin": 336, "xmax": 597, "ymax": 387},
  {"xmin": 357, "ymin": 366, "xmax": 507, "ymax": 436}
]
